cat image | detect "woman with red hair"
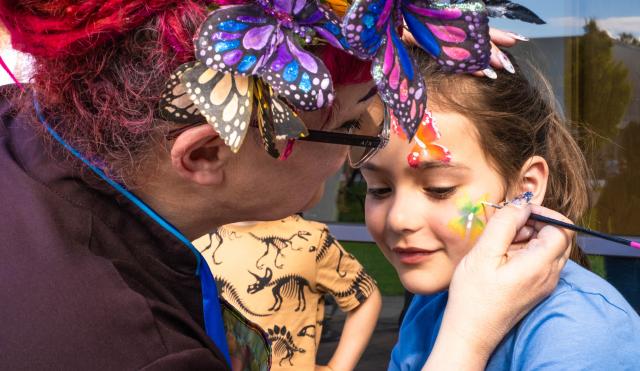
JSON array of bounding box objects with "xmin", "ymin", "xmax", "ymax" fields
[{"xmin": 0, "ymin": 0, "xmax": 571, "ymax": 370}]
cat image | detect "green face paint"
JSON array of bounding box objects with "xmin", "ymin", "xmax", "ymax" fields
[{"xmin": 447, "ymin": 193, "xmax": 489, "ymax": 241}]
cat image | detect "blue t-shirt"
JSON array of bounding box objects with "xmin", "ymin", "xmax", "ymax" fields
[{"xmin": 389, "ymin": 261, "xmax": 640, "ymax": 370}]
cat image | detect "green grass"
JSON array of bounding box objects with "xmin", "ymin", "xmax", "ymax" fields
[
  {"xmin": 342, "ymin": 241, "xmax": 405, "ymax": 296},
  {"xmin": 587, "ymin": 255, "xmax": 606, "ymax": 278}
]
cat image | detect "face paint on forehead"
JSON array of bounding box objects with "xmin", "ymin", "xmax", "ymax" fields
[
  {"xmin": 392, "ymin": 110, "xmax": 452, "ymax": 168},
  {"xmin": 447, "ymin": 193, "xmax": 489, "ymax": 242}
]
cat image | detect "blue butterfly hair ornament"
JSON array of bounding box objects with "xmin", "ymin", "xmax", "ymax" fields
[{"xmin": 158, "ymin": 0, "xmax": 545, "ymax": 155}]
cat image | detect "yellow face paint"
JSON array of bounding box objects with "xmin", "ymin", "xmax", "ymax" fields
[{"xmin": 447, "ymin": 193, "xmax": 489, "ymax": 241}]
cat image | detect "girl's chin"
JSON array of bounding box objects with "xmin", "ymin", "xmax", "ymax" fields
[{"xmin": 398, "ymin": 271, "xmax": 450, "ymax": 295}]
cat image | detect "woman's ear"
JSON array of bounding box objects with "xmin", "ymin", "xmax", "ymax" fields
[
  {"xmin": 170, "ymin": 125, "xmax": 231, "ymax": 185},
  {"xmin": 513, "ymin": 155, "xmax": 549, "ymax": 205}
]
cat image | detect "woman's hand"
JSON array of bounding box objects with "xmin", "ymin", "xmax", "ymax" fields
[
  {"xmin": 423, "ymin": 204, "xmax": 573, "ymax": 370},
  {"xmin": 402, "ymin": 27, "xmax": 526, "ymax": 78},
  {"xmin": 474, "ymin": 28, "xmax": 523, "ymax": 78}
]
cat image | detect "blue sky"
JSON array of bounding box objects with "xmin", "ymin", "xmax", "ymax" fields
[{"xmin": 489, "ymin": 0, "xmax": 640, "ymax": 38}]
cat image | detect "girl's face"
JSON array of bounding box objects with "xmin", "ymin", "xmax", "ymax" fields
[{"xmin": 361, "ymin": 110, "xmax": 506, "ymax": 294}]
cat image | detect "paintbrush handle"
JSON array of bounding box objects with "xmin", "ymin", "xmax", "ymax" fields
[{"xmin": 529, "ymin": 213, "xmax": 639, "ymax": 248}]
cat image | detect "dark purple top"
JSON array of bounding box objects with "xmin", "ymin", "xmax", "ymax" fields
[{"xmin": 0, "ymin": 91, "xmax": 229, "ymax": 370}]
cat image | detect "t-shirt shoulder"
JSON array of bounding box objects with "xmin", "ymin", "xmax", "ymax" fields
[{"xmin": 504, "ymin": 261, "xmax": 640, "ymax": 370}]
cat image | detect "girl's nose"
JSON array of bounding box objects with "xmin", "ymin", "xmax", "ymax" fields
[{"xmin": 386, "ymin": 190, "xmax": 424, "ymax": 236}]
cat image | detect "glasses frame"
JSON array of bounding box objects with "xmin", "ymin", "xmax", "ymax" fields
[{"xmin": 164, "ymin": 105, "xmax": 390, "ymax": 167}]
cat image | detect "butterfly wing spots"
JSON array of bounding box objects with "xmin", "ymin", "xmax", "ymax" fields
[
  {"xmin": 403, "ymin": 1, "xmax": 490, "ymax": 73},
  {"xmin": 182, "ymin": 62, "xmax": 254, "ymax": 152},
  {"xmin": 195, "ymin": 5, "xmax": 276, "ymax": 75},
  {"xmin": 158, "ymin": 61, "xmax": 203, "ymax": 124}
]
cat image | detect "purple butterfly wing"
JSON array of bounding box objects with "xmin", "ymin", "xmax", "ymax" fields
[
  {"xmin": 195, "ymin": 5, "xmax": 278, "ymax": 75},
  {"xmin": 273, "ymin": 0, "xmax": 306, "ymax": 15},
  {"xmin": 260, "ymin": 34, "xmax": 334, "ymax": 110},
  {"xmin": 402, "ymin": 0, "xmax": 490, "ymax": 72},
  {"xmin": 372, "ymin": 23, "xmax": 425, "ymax": 139},
  {"xmin": 343, "ymin": 0, "xmax": 395, "ymax": 59}
]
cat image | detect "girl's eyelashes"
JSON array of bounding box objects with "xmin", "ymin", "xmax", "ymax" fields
[
  {"xmin": 424, "ymin": 186, "xmax": 457, "ymax": 200},
  {"xmin": 366, "ymin": 187, "xmax": 391, "ymax": 199}
]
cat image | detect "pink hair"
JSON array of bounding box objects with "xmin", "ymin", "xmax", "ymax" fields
[{"xmin": 0, "ymin": 0, "xmax": 371, "ymax": 180}]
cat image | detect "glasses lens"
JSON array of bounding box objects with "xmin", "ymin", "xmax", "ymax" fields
[{"xmin": 348, "ymin": 97, "xmax": 389, "ymax": 167}]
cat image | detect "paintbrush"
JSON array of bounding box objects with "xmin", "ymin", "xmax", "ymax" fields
[{"xmin": 481, "ymin": 194, "xmax": 640, "ymax": 250}]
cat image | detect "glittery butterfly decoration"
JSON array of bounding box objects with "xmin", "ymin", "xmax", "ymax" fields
[
  {"xmin": 391, "ymin": 110, "xmax": 451, "ymax": 167},
  {"xmin": 448, "ymin": 193, "xmax": 488, "ymax": 241},
  {"xmin": 342, "ymin": 0, "xmax": 491, "ymax": 139},
  {"xmin": 194, "ymin": 0, "xmax": 350, "ymax": 112},
  {"xmin": 159, "ymin": 61, "xmax": 308, "ymax": 157}
]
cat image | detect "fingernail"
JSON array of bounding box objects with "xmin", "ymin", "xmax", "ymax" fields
[
  {"xmin": 498, "ymin": 51, "xmax": 516, "ymax": 74},
  {"xmin": 482, "ymin": 68, "xmax": 497, "ymax": 79},
  {"xmin": 507, "ymin": 32, "xmax": 529, "ymax": 41},
  {"xmin": 481, "ymin": 201, "xmax": 503, "ymax": 209}
]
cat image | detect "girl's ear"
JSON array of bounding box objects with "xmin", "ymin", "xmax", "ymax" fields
[{"xmin": 513, "ymin": 156, "xmax": 549, "ymax": 205}]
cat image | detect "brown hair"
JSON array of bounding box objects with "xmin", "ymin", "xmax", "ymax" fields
[{"xmin": 418, "ymin": 51, "xmax": 592, "ymax": 267}]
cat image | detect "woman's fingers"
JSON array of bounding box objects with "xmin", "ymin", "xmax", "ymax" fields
[
  {"xmin": 474, "ymin": 28, "xmax": 526, "ymax": 78},
  {"xmin": 401, "ymin": 28, "xmax": 417, "ymax": 46},
  {"xmin": 489, "ymin": 28, "xmax": 519, "ymax": 47},
  {"xmin": 503, "ymin": 205, "xmax": 574, "ymax": 290},
  {"xmin": 470, "ymin": 204, "xmax": 532, "ymax": 265},
  {"xmin": 513, "ymin": 225, "xmax": 535, "ymax": 243}
]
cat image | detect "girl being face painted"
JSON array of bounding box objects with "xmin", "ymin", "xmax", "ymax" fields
[
  {"xmin": 361, "ymin": 52, "xmax": 591, "ymax": 294},
  {"xmin": 361, "ymin": 108, "xmax": 510, "ymax": 294}
]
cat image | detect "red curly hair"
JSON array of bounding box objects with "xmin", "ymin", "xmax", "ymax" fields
[{"xmin": 0, "ymin": 0, "xmax": 371, "ymax": 182}]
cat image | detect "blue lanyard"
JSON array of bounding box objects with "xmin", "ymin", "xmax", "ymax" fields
[{"xmin": 34, "ymin": 99, "xmax": 231, "ymax": 367}]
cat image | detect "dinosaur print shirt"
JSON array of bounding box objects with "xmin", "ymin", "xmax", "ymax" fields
[{"xmin": 193, "ymin": 215, "xmax": 377, "ymax": 370}]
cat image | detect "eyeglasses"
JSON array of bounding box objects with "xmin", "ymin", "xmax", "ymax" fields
[{"xmin": 165, "ymin": 98, "xmax": 390, "ymax": 168}]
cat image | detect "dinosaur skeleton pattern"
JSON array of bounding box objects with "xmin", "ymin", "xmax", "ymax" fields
[
  {"xmin": 250, "ymin": 230, "xmax": 312, "ymax": 269},
  {"xmin": 311, "ymin": 227, "xmax": 355, "ymax": 278},
  {"xmin": 330, "ymin": 270, "xmax": 375, "ymax": 304},
  {"xmin": 297, "ymin": 324, "xmax": 316, "ymax": 339},
  {"xmin": 201, "ymin": 226, "xmax": 239, "ymax": 265},
  {"xmin": 267, "ymin": 325, "xmax": 306, "ymax": 367},
  {"xmin": 214, "ymin": 275, "xmax": 270, "ymax": 317},
  {"xmin": 247, "ymin": 267, "xmax": 314, "ymax": 312}
]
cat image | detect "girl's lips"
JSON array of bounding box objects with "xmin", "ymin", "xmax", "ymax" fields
[{"xmin": 392, "ymin": 247, "xmax": 439, "ymax": 265}]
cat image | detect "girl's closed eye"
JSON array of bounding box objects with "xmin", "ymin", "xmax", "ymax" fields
[{"xmin": 424, "ymin": 186, "xmax": 457, "ymax": 200}]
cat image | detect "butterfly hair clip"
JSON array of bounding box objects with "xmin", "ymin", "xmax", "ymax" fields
[
  {"xmin": 341, "ymin": 0, "xmax": 545, "ymax": 140},
  {"xmin": 194, "ymin": 0, "xmax": 351, "ymax": 112},
  {"xmin": 342, "ymin": 0, "xmax": 492, "ymax": 139},
  {"xmin": 159, "ymin": 61, "xmax": 308, "ymax": 157}
]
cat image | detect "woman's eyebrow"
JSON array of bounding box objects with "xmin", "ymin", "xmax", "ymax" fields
[{"xmin": 357, "ymin": 86, "xmax": 378, "ymax": 103}]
